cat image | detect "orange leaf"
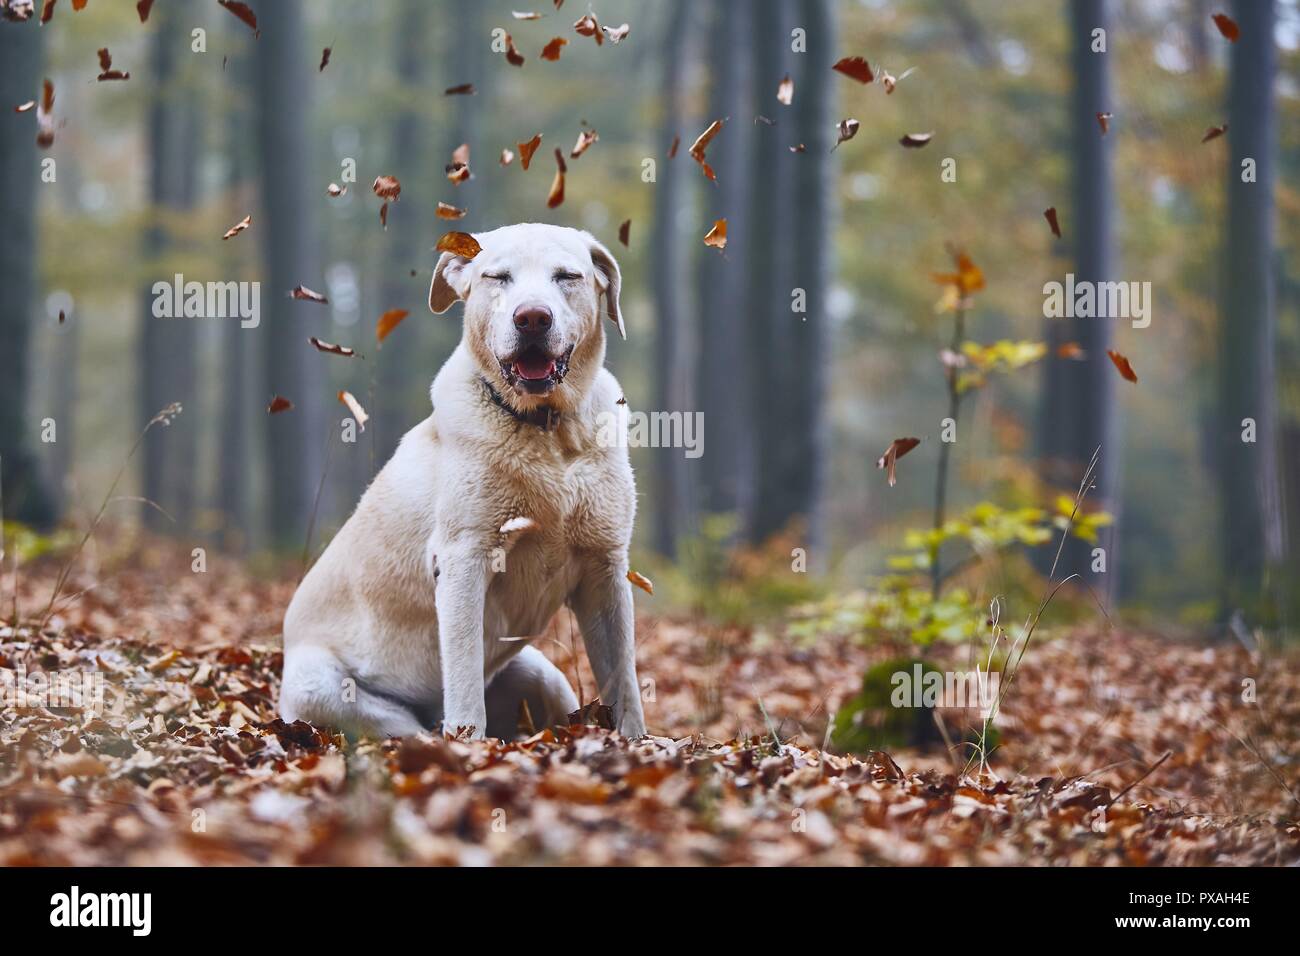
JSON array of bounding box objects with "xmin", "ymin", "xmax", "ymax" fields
[
  {"xmin": 627, "ymin": 570, "xmax": 654, "ymax": 595},
  {"xmin": 540, "ymin": 36, "xmax": 567, "ymax": 61},
  {"xmin": 267, "ymin": 395, "xmax": 293, "ymax": 414},
  {"xmin": 1107, "ymin": 350, "xmax": 1138, "ymax": 383},
  {"xmin": 703, "ymin": 218, "xmax": 727, "ymax": 250},
  {"xmin": 436, "ymin": 231, "xmax": 482, "ymax": 259},
  {"xmin": 221, "ymin": 214, "xmax": 252, "ymax": 240},
  {"xmin": 518, "ymin": 133, "xmax": 543, "ymax": 170},
  {"xmin": 1211, "ymin": 12, "xmax": 1239, "ymax": 41},
  {"xmin": 876, "ymin": 437, "xmax": 920, "ymax": 488},
  {"xmin": 436, "ymin": 201, "xmax": 467, "ymax": 220},
  {"xmin": 547, "ymin": 148, "xmax": 566, "ymax": 208},
  {"xmin": 376, "ymin": 309, "xmax": 409, "ymax": 344}
]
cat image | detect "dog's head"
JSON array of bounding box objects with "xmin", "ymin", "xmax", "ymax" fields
[{"xmin": 428, "ymin": 223, "xmax": 622, "ymax": 410}]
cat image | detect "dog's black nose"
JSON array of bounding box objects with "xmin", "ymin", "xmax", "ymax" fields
[{"xmin": 513, "ymin": 305, "xmax": 553, "ymax": 334}]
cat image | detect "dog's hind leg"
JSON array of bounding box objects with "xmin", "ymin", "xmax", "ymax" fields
[
  {"xmin": 280, "ymin": 645, "xmax": 426, "ymax": 739},
  {"xmin": 483, "ymin": 646, "xmax": 579, "ymax": 739}
]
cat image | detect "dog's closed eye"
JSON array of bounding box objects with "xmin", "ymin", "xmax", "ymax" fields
[
  {"xmin": 482, "ymin": 271, "xmax": 512, "ymax": 283},
  {"xmin": 553, "ymin": 270, "xmax": 582, "ymax": 283}
]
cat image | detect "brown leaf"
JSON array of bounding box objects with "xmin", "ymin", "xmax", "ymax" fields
[
  {"xmin": 446, "ymin": 162, "xmax": 470, "ymax": 184},
  {"xmin": 1044, "ymin": 206, "xmax": 1061, "ymax": 238},
  {"xmin": 39, "ymin": 0, "xmax": 54, "ymax": 24},
  {"xmin": 221, "ymin": 214, "xmax": 252, "ymax": 240},
  {"xmin": 573, "ymin": 13, "xmax": 602, "ymax": 44},
  {"xmin": 688, "ymin": 119, "xmax": 724, "ymax": 180},
  {"xmin": 789, "ymin": 143, "xmax": 806, "ymax": 153},
  {"xmin": 833, "ymin": 118, "xmax": 860, "ymax": 150},
  {"xmin": 617, "ymin": 219, "xmax": 630, "ymax": 247},
  {"xmin": 703, "ymin": 218, "xmax": 727, "ymax": 251},
  {"xmin": 899, "ymin": 131, "xmax": 933, "ymax": 148},
  {"xmin": 1107, "ymin": 350, "xmax": 1138, "ymax": 383},
  {"xmin": 36, "ymin": 79, "xmax": 54, "ymax": 148},
  {"xmin": 376, "ymin": 308, "xmax": 409, "ymax": 344},
  {"xmin": 602, "ymin": 22, "xmax": 629, "ymax": 43},
  {"xmin": 217, "ymin": 0, "xmax": 259, "ymax": 36},
  {"xmin": 318, "ymin": 47, "xmax": 331, "ymax": 71},
  {"xmin": 379, "ymin": 202, "xmax": 389, "ymax": 228},
  {"xmin": 1212, "ymin": 12, "xmax": 1239, "ymax": 41},
  {"xmin": 290, "ymin": 285, "xmax": 329, "ymax": 304},
  {"xmin": 518, "ymin": 132, "xmax": 543, "ymax": 170},
  {"xmin": 436, "ymin": 201, "xmax": 467, "ymax": 220},
  {"xmin": 338, "ymin": 390, "xmax": 369, "ymax": 429},
  {"xmin": 97, "ymin": 47, "xmax": 112, "ymax": 72},
  {"xmin": 267, "ymin": 395, "xmax": 293, "ymax": 414},
  {"xmin": 570, "ymin": 127, "xmax": 598, "ymax": 158},
  {"xmin": 1201, "ymin": 123, "xmax": 1227, "ymax": 143},
  {"xmin": 776, "ymin": 73, "xmax": 794, "ymax": 105},
  {"xmin": 1096, "ymin": 111, "xmax": 1112, "ymax": 135},
  {"xmin": 667, "ymin": 134, "xmax": 680, "ymax": 158},
  {"xmin": 504, "ymin": 33, "xmax": 525, "ymax": 67},
  {"xmin": 308, "ymin": 336, "xmax": 356, "ymax": 358},
  {"xmin": 97, "ymin": 70, "xmax": 130, "ymax": 82},
  {"xmin": 435, "ymin": 231, "xmax": 483, "ymax": 259},
  {"xmin": 876, "ymin": 437, "xmax": 921, "ymax": 488},
  {"xmin": 540, "ymin": 36, "xmax": 567, "ymax": 61},
  {"xmin": 136, "ymin": 0, "xmax": 154, "ymax": 22},
  {"xmin": 444, "ymin": 83, "xmax": 475, "ymax": 95},
  {"xmin": 499, "ymin": 148, "xmax": 515, "ymax": 166},
  {"xmin": 372, "ymin": 174, "xmax": 401, "ymax": 201},
  {"xmin": 326, "ymin": 182, "xmax": 346, "ymax": 197},
  {"xmin": 547, "ymin": 148, "xmax": 566, "ymax": 208},
  {"xmin": 832, "ymin": 55, "xmax": 873, "ymax": 84},
  {"xmin": 627, "ymin": 569, "xmax": 654, "ymax": 595}
]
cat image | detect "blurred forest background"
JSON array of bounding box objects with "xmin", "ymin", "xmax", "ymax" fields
[{"xmin": 1, "ymin": 0, "xmax": 1297, "ymax": 637}]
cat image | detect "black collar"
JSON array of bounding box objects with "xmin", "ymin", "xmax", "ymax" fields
[{"xmin": 480, "ymin": 376, "xmax": 560, "ymax": 431}]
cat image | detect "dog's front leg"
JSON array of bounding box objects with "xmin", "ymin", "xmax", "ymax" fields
[
  {"xmin": 571, "ymin": 555, "xmax": 646, "ymax": 737},
  {"xmin": 435, "ymin": 542, "xmax": 489, "ymax": 738}
]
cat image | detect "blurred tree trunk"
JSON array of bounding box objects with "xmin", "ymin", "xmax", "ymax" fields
[
  {"xmin": 743, "ymin": 0, "xmax": 797, "ymax": 545},
  {"xmin": 650, "ymin": 0, "xmax": 692, "ymax": 557},
  {"xmin": 140, "ymin": 1, "xmax": 202, "ymax": 533},
  {"xmin": 786, "ymin": 0, "xmax": 835, "ymax": 552},
  {"xmin": 1216, "ymin": 0, "xmax": 1283, "ymax": 620},
  {"xmin": 695, "ymin": 0, "xmax": 754, "ymax": 527},
  {"xmin": 1037, "ymin": 0, "xmax": 1121, "ymax": 600},
  {"xmin": 0, "ymin": 20, "xmax": 56, "ymax": 528},
  {"xmin": 254, "ymin": 0, "xmax": 326, "ymax": 547},
  {"xmin": 373, "ymin": 0, "xmax": 432, "ymax": 467}
]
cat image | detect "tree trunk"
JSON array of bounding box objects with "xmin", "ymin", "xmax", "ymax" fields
[
  {"xmin": 0, "ymin": 19, "xmax": 56, "ymax": 528},
  {"xmin": 649, "ymin": 0, "xmax": 692, "ymax": 557},
  {"xmin": 1037, "ymin": 0, "xmax": 1121, "ymax": 600},
  {"xmin": 254, "ymin": 0, "xmax": 326, "ymax": 548},
  {"xmin": 1216, "ymin": 0, "xmax": 1283, "ymax": 620},
  {"xmin": 140, "ymin": 1, "xmax": 202, "ymax": 533}
]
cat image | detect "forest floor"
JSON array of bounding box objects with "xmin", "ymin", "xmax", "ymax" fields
[{"xmin": 1, "ymin": 539, "xmax": 1297, "ymax": 866}]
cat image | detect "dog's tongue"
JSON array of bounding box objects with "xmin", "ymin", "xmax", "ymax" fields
[{"xmin": 515, "ymin": 350, "xmax": 556, "ymax": 381}]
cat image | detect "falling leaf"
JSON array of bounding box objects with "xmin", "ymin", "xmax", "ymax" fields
[
  {"xmin": 217, "ymin": 0, "xmax": 259, "ymax": 36},
  {"xmin": 376, "ymin": 308, "xmax": 409, "ymax": 343},
  {"xmin": 1096, "ymin": 112, "xmax": 1112, "ymax": 135},
  {"xmin": 547, "ymin": 148, "xmax": 566, "ymax": 208},
  {"xmin": 436, "ymin": 201, "xmax": 467, "ymax": 220},
  {"xmin": 14, "ymin": 101, "xmax": 35, "ymax": 113},
  {"xmin": 880, "ymin": 66, "xmax": 916, "ymax": 94},
  {"xmin": 35, "ymin": 78, "xmax": 54, "ymax": 149},
  {"xmin": 39, "ymin": 0, "xmax": 54, "ymax": 24},
  {"xmin": 267, "ymin": 395, "xmax": 293, "ymax": 414},
  {"xmin": 222, "ymin": 214, "xmax": 252, "ymax": 240},
  {"xmin": 1107, "ymin": 350, "xmax": 1138, "ymax": 383},
  {"xmin": 688, "ymin": 119, "xmax": 724, "ymax": 181},
  {"xmin": 338, "ymin": 390, "xmax": 368, "ymax": 429},
  {"xmin": 96, "ymin": 48, "xmax": 129, "ymax": 81},
  {"xmin": 667, "ymin": 134, "xmax": 680, "ymax": 158},
  {"xmin": 1201, "ymin": 123, "xmax": 1227, "ymax": 143},
  {"xmin": 136, "ymin": 0, "xmax": 153, "ymax": 22},
  {"xmin": 372, "ymin": 175, "xmax": 401, "ymax": 201},
  {"xmin": 899, "ymin": 131, "xmax": 933, "ymax": 148},
  {"xmin": 499, "ymin": 148, "xmax": 515, "ymax": 166},
  {"xmin": 512, "ymin": 10, "xmax": 541, "ymax": 19},
  {"xmin": 379, "ymin": 202, "xmax": 389, "ymax": 228},
  {"xmin": 876, "ymin": 437, "xmax": 921, "ymax": 488},
  {"xmin": 309, "ymin": 337, "xmax": 356, "ymax": 357},
  {"xmin": 703, "ymin": 218, "xmax": 726, "ymax": 251},
  {"xmin": 503, "ymin": 33, "xmax": 525, "ymax": 66},
  {"xmin": 319, "ymin": 47, "xmax": 331, "ymax": 71},
  {"xmin": 1212, "ymin": 12, "xmax": 1239, "ymax": 41},
  {"xmin": 617, "ymin": 219, "xmax": 630, "ymax": 246},
  {"xmin": 518, "ymin": 133, "xmax": 543, "ymax": 170},
  {"xmin": 290, "ymin": 285, "xmax": 329, "ymax": 304},
  {"xmin": 832, "ymin": 118, "xmax": 860, "ymax": 150},
  {"xmin": 98, "ymin": 70, "xmax": 130, "ymax": 82},
  {"xmin": 436, "ymin": 231, "xmax": 483, "ymax": 259},
  {"xmin": 326, "ymin": 183, "xmax": 346, "ymax": 197},
  {"xmin": 444, "ymin": 83, "xmax": 475, "ymax": 95},
  {"xmin": 570, "ymin": 127, "xmax": 598, "ymax": 158},
  {"xmin": 446, "ymin": 163, "xmax": 470, "ymax": 184},
  {"xmin": 1057, "ymin": 342, "xmax": 1086, "ymax": 360},
  {"xmin": 627, "ymin": 570, "xmax": 654, "ymax": 595},
  {"xmin": 540, "ymin": 36, "xmax": 567, "ymax": 61},
  {"xmin": 789, "ymin": 143, "xmax": 806, "ymax": 153},
  {"xmin": 452, "ymin": 143, "xmax": 470, "ymax": 166},
  {"xmin": 776, "ymin": 73, "xmax": 794, "ymax": 105},
  {"xmin": 602, "ymin": 22, "xmax": 629, "ymax": 43},
  {"xmin": 1044, "ymin": 207, "xmax": 1061, "ymax": 238},
  {"xmin": 615, "ymin": 396, "xmax": 626, "ymax": 405},
  {"xmin": 832, "ymin": 55, "xmax": 873, "ymax": 84},
  {"xmin": 573, "ymin": 13, "xmax": 602, "ymax": 44}
]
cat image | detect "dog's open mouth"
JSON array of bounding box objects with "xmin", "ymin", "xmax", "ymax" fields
[{"xmin": 500, "ymin": 343, "xmax": 574, "ymax": 394}]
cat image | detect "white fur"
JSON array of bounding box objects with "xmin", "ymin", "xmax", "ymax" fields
[{"xmin": 279, "ymin": 224, "xmax": 644, "ymax": 741}]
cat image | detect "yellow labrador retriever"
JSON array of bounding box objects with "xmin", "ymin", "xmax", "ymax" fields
[{"xmin": 279, "ymin": 223, "xmax": 645, "ymax": 740}]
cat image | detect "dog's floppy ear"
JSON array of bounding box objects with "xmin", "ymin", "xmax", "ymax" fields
[
  {"xmin": 589, "ymin": 236, "xmax": 625, "ymax": 340},
  {"xmin": 428, "ymin": 250, "xmax": 474, "ymax": 314}
]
